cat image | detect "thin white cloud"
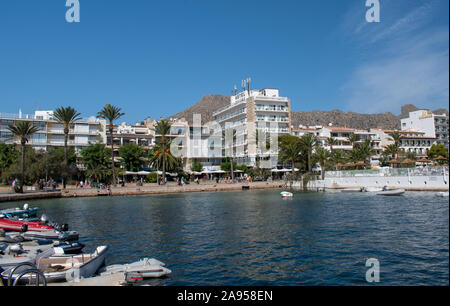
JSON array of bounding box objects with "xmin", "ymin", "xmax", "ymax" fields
[
  {"xmin": 369, "ymin": 1, "xmax": 436, "ymax": 44},
  {"xmin": 340, "ymin": 0, "xmax": 449, "ymax": 114},
  {"xmin": 344, "ymin": 47, "xmax": 449, "ymax": 113}
]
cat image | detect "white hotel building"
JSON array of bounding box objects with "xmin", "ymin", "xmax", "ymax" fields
[
  {"xmin": 401, "ymin": 110, "xmax": 449, "ymax": 150},
  {"xmin": 0, "ymin": 110, "xmax": 106, "ymax": 153},
  {"xmin": 213, "ymin": 88, "xmax": 292, "ymax": 168}
]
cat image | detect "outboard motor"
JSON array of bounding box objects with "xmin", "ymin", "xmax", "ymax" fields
[
  {"xmin": 9, "ymin": 244, "xmax": 24, "ymax": 255},
  {"xmin": 61, "ymin": 224, "xmax": 69, "ymax": 232},
  {"xmin": 23, "ymin": 203, "xmax": 29, "ymax": 210},
  {"xmin": 20, "ymin": 224, "xmax": 28, "ymax": 233},
  {"xmin": 40, "ymin": 214, "xmax": 50, "ymax": 225},
  {"xmin": 58, "ymin": 232, "xmax": 69, "ymax": 241}
]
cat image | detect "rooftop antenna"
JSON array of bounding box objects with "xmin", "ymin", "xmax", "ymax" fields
[
  {"xmin": 234, "ymin": 85, "xmax": 237, "ymax": 96},
  {"xmin": 241, "ymin": 79, "xmax": 247, "ymax": 93},
  {"xmin": 247, "ymin": 77, "xmax": 252, "ymax": 94}
]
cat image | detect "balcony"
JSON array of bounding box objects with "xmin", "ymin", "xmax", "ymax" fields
[{"xmin": 255, "ymin": 106, "xmax": 288, "ymax": 112}]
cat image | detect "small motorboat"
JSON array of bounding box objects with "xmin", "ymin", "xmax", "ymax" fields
[
  {"xmin": 0, "ymin": 216, "xmax": 55, "ymax": 233},
  {"xmin": 9, "ymin": 230, "xmax": 80, "ymax": 242},
  {"xmin": 2, "ymin": 245, "xmax": 108, "ymax": 283},
  {"xmin": 436, "ymin": 192, "xmax": 449, "ymax": 197},
  {"xmin": 377, "ymin": 188, "xmax": 405, "ymax": 196},
  {"xmin": 0, "ymin": 204, "xmax": 40, "ymax": 219},
  {"xmin": 362, "ymin": 187, "xmax": 383, "ymax": 192},
  {"xmin": 341, "ymin": 188, "xmax": 364, "ymax": 192},
  {"xmin": 99, "ymin": 257, "xmax": 171, "ymax": 280},
  {"xmin": 281, "ymin": 191, "xmax": 294, "ymax": 198}
]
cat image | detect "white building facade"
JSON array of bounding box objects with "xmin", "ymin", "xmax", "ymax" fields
[
  {"xmin": 213, "ymin": 87, "xmax": 292, "ymax": 168},
  {"xmin": 0, "ymin": 110, "xmax": 106, "ymax": 153},
  {"xmin": 401, "ymin": 110, "xmax": 449, "ymax": 150}
]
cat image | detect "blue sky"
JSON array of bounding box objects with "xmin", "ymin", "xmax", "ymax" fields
[{"xmin": 0, "ymin": 0, "xmax": 448, "ymax": 123}]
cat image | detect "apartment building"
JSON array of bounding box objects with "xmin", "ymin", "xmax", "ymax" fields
[
  {"xmin": 0, "ymin": 110, "xmax": 106, "ymax": 153},
  {"xmin": 372, "ymin": 129, "xmax": 435, "ymax": 157},
  {"xmin": 106, "ymin": 118, "xmax": 155, "ymax": 158},
  {"xmin": 291, "ymin": 125, "xmax": 382, "ymax": 165},
  {"xmin": 401, "ymin": 110, "xmax": 449, "ymax": 150},
  {"xmin": 213, "ymin": 87, "xmax": 292, "ymax": 168}
]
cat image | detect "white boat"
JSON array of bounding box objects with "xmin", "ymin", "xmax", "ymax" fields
[
  {"xmin": 363, "ymin": 187, "xmax": 383, "ymax": 192},
  {"xmin": 377, "ymin": 189, "xmax": 405, "ymax": 196},
  {"xmin": 2, "ymin": 245, "xmax": 108, "ymax": 283},
  {"xmin": 281, "ymin": 191, "xmax": 293, "ymax": 198},
  {"xmin": 0, "ymin": 244, "xmax": 36, "ymax": 270},
  {"xmin": 99, "ymin": 257, "xmax": 171, "ymax": 279},
  {"xmin": 340, "ymin": 188, "xmax": 364, "ymax": 192},
  {"xmin": 436, "ymin": 192, "xmax": 449, "ymax": 197}
]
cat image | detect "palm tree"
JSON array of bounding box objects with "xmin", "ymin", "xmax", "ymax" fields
[
  {"xmin": 314, "ymin": 147, "xmax": 330, "ymax": 180},
  {"xmin": 97, "ymin": 104, "xmax": 125, "ymax": 186},
  {"xmin": 326, "ymin": 137, "xmax": 337, "ymax": 153},
  {"xmin": 385, "ymin": 143, "xmax": 400, "ymax": 159},
  {"xmin": 7, "ymin": 121, "xmax": 40, "ymax": 193},
  {"xmin": 299, "ymin": 133, "xmax": 318, "ymax": 173},
  {"xmin": 153, "ymin": 120, "xmax": 172, "ymax": 185},
  {"xmin": 52, "ymin": 106, "xmax": 82, "ymax": 188},
  {"xmin": 347, "ymin": 133, "xmax": 358, "ymax": 149},
  {"xmin": 148, "ymin": 140, "xmax": 181, "ymax": 175},
  {"xmin": 330, "ymin": 149, "xmax": 345, "ymax": 170},
  {"xmin": 279, "ymin": 141, "xmax": 302, "ymax": 184},
  {"xmin": 388, "ymin": 131, "xmax": 403, "ymax": 159},
  {"xmin": 358, "ymin": 138, "xmax": 375, "ymax": 167}
]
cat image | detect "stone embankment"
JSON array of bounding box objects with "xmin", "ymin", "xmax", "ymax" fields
[{"xmin": 0, "ymin": 182, "xmax": 284, "ymax": 203}]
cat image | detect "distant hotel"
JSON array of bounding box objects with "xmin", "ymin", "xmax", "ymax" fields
[
  {"xmin": 0, "ymin": 110, "xmax": 106, "ymax": 153},
  {"xmin": 401, "ymin": 110, "xmax": 449, "ymax": 150},
  {"xmin": 212, "ymin": 86, "xmax": 292, "ymax": 168}
]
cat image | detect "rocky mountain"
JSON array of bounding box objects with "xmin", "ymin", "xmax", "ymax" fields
[
  {"xmin": 168, "ymin": 94, "xmax": 230, "ymax": 124},
  {"xmin": 291, "ymin": 110, "xmax": 400, "ymax": 130},
  {"xmin": 169, "ymin": 95, "xmax": 448, "ymax": 130}
]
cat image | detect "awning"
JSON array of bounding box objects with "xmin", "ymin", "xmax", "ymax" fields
[{"xmin": 137, "ymin": 171, "xmax": 151, "ymax": 176}]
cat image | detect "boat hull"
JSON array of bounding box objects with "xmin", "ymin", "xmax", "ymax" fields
[
  {"xmin": 0, "ymin": 218, "xmax": 54, "ymax": 232},
  {"xmin": 2, "ymin": 246, "xmax": 108, "ymax": 283},
  {"xmin": 377, "ymin": 189, "xmax": 405, "ymax": 196}
]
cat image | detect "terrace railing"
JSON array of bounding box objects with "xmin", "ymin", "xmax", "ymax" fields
[{"xmin": 326, "ymin": 167, "xmax": 449, "ymax": 178}]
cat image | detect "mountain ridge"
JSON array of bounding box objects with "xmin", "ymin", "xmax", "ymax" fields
[{"xmin": 168, "ymin": 95, "xmax": 449, "ymax": 130}]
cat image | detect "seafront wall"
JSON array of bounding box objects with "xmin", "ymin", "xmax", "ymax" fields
[
  {"xmin": 303, "ymin": 167, "xmax": 449, "ymax": 191},
  {"xmin": 305, "ymin": 175, "xmax": 449, "ymax": 191},
  {"xmin": 0, "ymin": 191, "xmax": 62, "ymax": 203},
  {"xmin": 0, "ymin": 182, "xmax": 284, "ymax": 203}
]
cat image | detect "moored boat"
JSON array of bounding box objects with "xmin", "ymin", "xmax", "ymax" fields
[
  {"xmin": 377, "ymin": 189, "xmax": 405, "ymax": 196},
  {"xmin": 281, "ymin": 191, "xmax": 293, "ymax": 198},
  {"xmin": 99, "ymin": 257, "xmax": 171, "ymax": 280},
  {"xmin": 0, "ymin": 217, "xmax": 55, "ymax": 232},
  {"xmin": 8, "ymin": 230, "xmax": 80, "ymax": 242},
  {"xmin": 0, "ymin": 204, "xmax": 40, "ymax": 219},
  {"xmin": 2, "ymin": 245, "xmax": 108, "ymax": 283},
  {"xmin": 341, "ymin": 188, "xmax": 364, "ymax": 192}
]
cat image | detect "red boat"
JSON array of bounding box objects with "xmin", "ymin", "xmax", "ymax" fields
[{"xmin": 0, "ymin": 217, "xmax": 55, "ymax": 232}]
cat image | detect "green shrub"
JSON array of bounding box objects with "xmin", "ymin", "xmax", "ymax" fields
[{"xmin": 145, "ymin": 173, "xmax": 157, "ymax": 183}]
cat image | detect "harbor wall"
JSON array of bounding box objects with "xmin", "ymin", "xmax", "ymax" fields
[
  {"xmin": 306, "ymin": 175, "xmax": 449, "ymax": 191},
  {"xmin": 302, "ymin": 167, "xmax": 449, "ymax": 191}
]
